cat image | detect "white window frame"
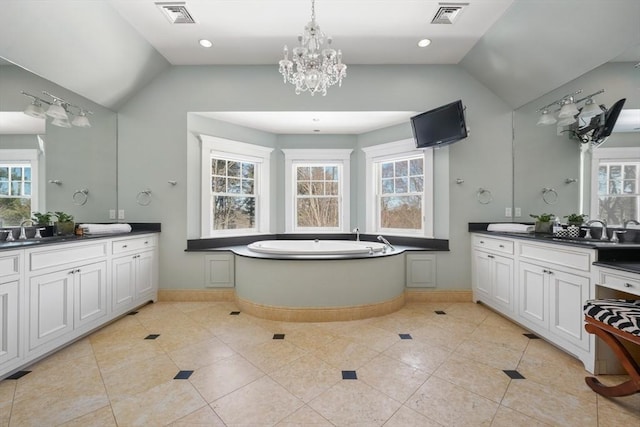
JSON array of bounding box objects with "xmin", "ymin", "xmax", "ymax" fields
[
  {"xmin": 591, "ymin": 147, "xmax": 640, "ymax": 226},
  {"xmin": 0, "ymin": 149, "xmax": 40, "ymax": 215},
  {"xmin": 362, "ymin": 139, "xmax": 434, "ymax": 237},
  {"xmin": 200, "ymin": 135, "xmax": 272, "ymax": 238},
  {"xmin": 283, "ymin": 149, "xmax": 352, "ymax": 233}
]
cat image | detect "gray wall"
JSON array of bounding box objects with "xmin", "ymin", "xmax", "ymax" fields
[{"xmin": 117, "ymin": 64, "xmax": 513, "ymax": 291}]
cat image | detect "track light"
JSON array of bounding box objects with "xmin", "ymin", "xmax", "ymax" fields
[{"xmin": 21, "ymin": 91, "xmax": 92, "ymax": 128}]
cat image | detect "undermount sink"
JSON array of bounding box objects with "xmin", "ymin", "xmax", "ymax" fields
[
  {"xmin": 542, "ymin": 235, "xmax": 637, "ymax": 246},
  {"xmin": 0, "ymin": 235, "xmax": 78, "ymax": 248}
]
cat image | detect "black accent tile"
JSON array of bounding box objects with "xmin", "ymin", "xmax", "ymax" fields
[
  {"xmin": 230, "ymin": 311, "xmax": 241, "ymax": 315},
  {"xmin": 5, "ymin": 370, "xmax": 31, "ymax": 380},
  {"xmin": 435, "ymin": 310, "xmax": 446, "ymax": 315},
  {"xmin": 342, "ymin": 370, "xmax": 357, "ymax": 380},
  {"xmin": 273, "ymin": 334, "xmax": 285, "ymax": 340},
  {"xmin": 399, "ymin": 333, "xmax": 412, "ymax": 340},
  {"xmin": 145, "ymin": 334, "xmax": 160, "ymax": 340},
  {"xmin": 174, "ymin": 370, "xmax": 194, "ymax": 380},
  {"xmin": 523, "ymin": 333, "xmax": 540, "ymax": 339},
  {"xmin": 503, "ymin": 370, "xmax": 525, "ymax": 379},
  {"xmin": 127, "ymin": 311, "xmax": 139, "ymax": 315}
]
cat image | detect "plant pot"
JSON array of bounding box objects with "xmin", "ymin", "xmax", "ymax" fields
[
  {"xmin": 535, "ymin": 221, "xmax": 552, "ymax": 234},
  {"xmin": 55, "ymin": 221, "xmax": 75, "ymax": 236}
]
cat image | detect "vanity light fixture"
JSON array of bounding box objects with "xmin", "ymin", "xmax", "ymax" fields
[
  {"xmin": 535, "ymin": 89, "xmax": 604, "ymax": 128},
  {"xmin": 21, "ymin": 91, "xmax": 93, "ymax": 128}
]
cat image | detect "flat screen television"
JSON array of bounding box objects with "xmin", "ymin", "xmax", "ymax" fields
[{"xmin": 411, "ymin": 100, "xmax": 468, "ymax": 149}]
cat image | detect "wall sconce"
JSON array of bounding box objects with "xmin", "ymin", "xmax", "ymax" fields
[
  {"xmin": 21, "ymin": 90, "xmax": 93, "ymax": 128},
  {"xmin": 536, "ymin": 89, "xmax": 604, "ymax": 128}
]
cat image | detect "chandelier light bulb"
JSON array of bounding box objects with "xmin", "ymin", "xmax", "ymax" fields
[{"xmin": 278, "ymin": 0, "xmax": 346, "ymax": 96}]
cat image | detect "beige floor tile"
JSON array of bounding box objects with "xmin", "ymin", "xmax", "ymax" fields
[
  {"xmin": 337, "ymin": 324, "xmax": 404, "ymax": 353},
  {"xmin": 212, "ymin": 376, "xmax": 304, "ymax": 425},
  {"xmin": 270, "ymin": 354, "xmax": 342, "ymax": 402},
  {"xmin": 168, "ymin": 336, "xmax": 236, "ymax": 370},
  {"xmin": 490, "ymin": 406, "xmax": 551, "ymax": 426},
  {"xmin": 111, "ymin": 379, "xmax": 207, "ymax": 426},
  {"xmin": 469, "ymin": 322, "xmax": 530, "ymax": 353},
  {"xmin": 88, "ymin": 315, "xmax": 148, "ymax": 344},
  {"xmin": 516, "ymin": 353, "xmax": 595, "ymax": 400},
  {"xmin": 28, "ymin": 338, "xmax": 95, "ymax": 370},
  {"xmin": 0, "ymin": 380, "xmax": 15, "ymax": 426},
  {"xmin": 383, "ymin": 338, "xmax": 451, "ymax": 373},
  {"xmin": 597, "ymin": 393, "xmax": 640, "ymax": 426},
  {"xmin": 358, "ymin": 354, "xmax": 430, "ymax": 402},
  {"xmin": 91, "ymin": 335, "xmax": 167, "ymax": 372},
  {"xmin": 406, "ymin": 376, "xmax": 499, "ymax": 426},
  {"xmin": 100, "ymin": 353, "xmax": 180, "ymax": 398},
  {"xmin": 434, "ymin": 356, "xmax": 511, "ymax": 403},
  {"xmin": 170, "ymin": 404, "xmax": 227, "ymax": 426},
  {"xmin": 309, "ymin": 379, "xmax": 402, "ymax": 426},
  {"xmin": 410, "ymin": 324, "xmax": 473, "ymax": 350},
  {"xmin": 189, "ymin": 353, "xmax": 264, "ymax": 402},
  {"xmin": 501, "ymin": 379, "xmax": 597, "ymax": 427},
  {"xmin": 236, "ymin": 339, "xmax": 307, "ymax": 373},
  {"xmin": 383, "ymin": 405, "xmax": 444, "ymax": 426},
  {"xmin": 276, "ymin": 404, "xmax": 334, "ymax": 426},
  {"xmin": 150, "ymin": 324, "xmax": 215, "ymax": 353},
  {"xmin": 454, "ymin": 337, "xmax": 524, "ymax": 371},
  {"xmin": 284, "ymin": 327, "xmax": 340, "ymax": 353},
  {"xmin": 211, "ymin": 318, "xmax": 275, "ymax": 350},
  {"xmin": 57, "ymin": 405, "xmax": 117, "ymax": 427},
  {"xmin": 521, "ymin": 338, "xmax": 584, "ymax": 368},
  {"xmin": 437, "ymin": 302, "xmax": 491, "ymax": 325},
  {"xmin": 313, "ymin": 336, "xmax": 380, "ymax": 370}
]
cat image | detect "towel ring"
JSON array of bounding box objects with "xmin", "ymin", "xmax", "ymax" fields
[
  {"xmin": 136, "ymin": 189, "xmax": 152, "ymax": 206},
  {"xmin": 72, "ymin": 188, "xmax": 89, "ymax": 206},
  {"xmin": 542, "ymin": 187, "xmax": 558, "ymax": 205},
  {"xmin": 477, "ymin": 188, "xmax": 493, "ymax": 205}
]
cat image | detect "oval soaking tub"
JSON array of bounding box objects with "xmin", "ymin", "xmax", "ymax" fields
[{"xmin": 247, "ymin": 239, "xmax": 387, "ymax": 255}]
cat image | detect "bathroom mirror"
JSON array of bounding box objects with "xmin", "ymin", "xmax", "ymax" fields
[
  {"xmin": 0, "ymin": 58, "xmax": 118, "ymax": 226},
  {"xmin": 512, "ymin": 57, "xmax": 639, "ymax": 225}
]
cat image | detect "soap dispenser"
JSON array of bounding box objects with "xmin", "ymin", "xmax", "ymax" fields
[{"xmin": 552, "ymin": 217, "xmax": 562, "ymax": 235}]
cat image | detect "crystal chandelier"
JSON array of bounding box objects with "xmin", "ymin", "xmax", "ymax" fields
[{"xmin": 278, "ymin": 0, "xmax": 347, "ymax": 96}]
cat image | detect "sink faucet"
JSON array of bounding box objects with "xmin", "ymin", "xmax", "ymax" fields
[
  {"xmin": 623, "ymin": 219, "xmax": 639, "ymax": 228},
  {"xmin": 377, "ymin": 235, "xmax": 395, "ymax": 251},
  {"xmin": 352, "ymin": 227, "xmax": 360, "ymax": 241},
  {"xmin": 585, "ymin": 219, "xmax": 608, "ymax": 241},
  {"xmin": 19, "ymin": 219, "xmax": 34, "ymax": 240}
]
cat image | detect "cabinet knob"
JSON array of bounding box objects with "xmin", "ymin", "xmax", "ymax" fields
[
  {"xmin": 122, "ymin": 244, "xmax": 128, "ymax": 248},
  {"xmin": 499, "ymin": 244, "xmax": 504, "ymax": 248},
  {"xmin": 487, "ymin": 254, "xmax": 494, "ymax": 259},
  {"xmin": 480, "ymin": 241, "xmax": 485, "ymax": 244},
  {"xmin": 624, "ymin": 283, "xmax": 632, "ymax": 288}
]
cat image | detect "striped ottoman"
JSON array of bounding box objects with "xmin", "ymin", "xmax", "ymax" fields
[{"xmin": 583, "ymin": 298, "xmax": 640, "ymax": 397}]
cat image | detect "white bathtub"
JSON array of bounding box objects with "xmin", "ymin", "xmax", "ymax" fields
[{"xmin": 247, "ymin": 239, "xmax": 387, "ymax": 255}]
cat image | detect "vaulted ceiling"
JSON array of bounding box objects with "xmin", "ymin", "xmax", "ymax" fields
[{"xmin": 1, "ymin": 0, "xmax": 638, "ymax": 111}]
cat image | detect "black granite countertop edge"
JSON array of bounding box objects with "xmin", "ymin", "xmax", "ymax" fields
[
  {"xmin": 471, "ymin": 229, "xmax": 640, "ymax": 250},
  {"xmin": 186, "ymin": 245, "xmax": 438, "ymax": 260},
  {"xmin": 187, "ymin": 233, "xmax": 449, "ymax": 251},
  {"xmin": 593, "ymin": 261, "xmax": 640, "ymax": 275}
]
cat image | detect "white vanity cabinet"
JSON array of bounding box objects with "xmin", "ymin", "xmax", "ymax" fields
[
  {"xmin": 0, "ymin": 250, "xmax": 22, "ymax": 371},
  {"xmin": 111, "ymin": 235, "xmax": 157, "ymax": 315},
  {"xmin": 471, "ymin": 235, "xmax": 515, "ymax": 314}
]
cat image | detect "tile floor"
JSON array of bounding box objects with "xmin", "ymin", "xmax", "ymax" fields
[{"xmin": 0, "ymin": 301, "xmax": 639, "ymax": 426}]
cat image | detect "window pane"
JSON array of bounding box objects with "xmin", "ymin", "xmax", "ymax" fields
[
  {"xmin": 311, "ymin": 166, "xmax": 324, "ymax": 180},
  {"xmin": 609, "ymin": 165, "xmax": 621, "ymax": 180},
  {"xmin": 624, "ymin": 165, "xmax": 636, "ymax": 180},
  {"xmin": 599, "ymin": 195, "xmax": 638, "ymax": 226},
  {"xmin": 212, "ymin": 177, "xmax": 226, "ymax": 193},
  {"xmin": 598, "ymin": 166, "xmax": 607, "ymax": 193},
  {"xmin": 242, "ymin": 179, "xmax": 254, "ymax": 195},
  {"xmin": 311, "ymin": 181, "xmax": 324, "ymax": 195},
  {"xmin": 395, "ymin": 177, "xmax": 408, "ymax": 193},
  {"xmin": 11, "ymin": 182, "xmax": 21, "ymax": 196},
  {"xmin": 394, "ymin": 160, "xmax": 408, "ymax": 177},
  {"xmin": 0, "ymin": 182, "xmax": 7, "ymax": 195},
  {"xmin": 297, "ymin": 182, "xmax": 310, "ymax": 196},
  {"xmin": 381, "ymin": 162, "xmax": 394, "ymax": 178},
  {"xmin": 10, "ymin": 167, "xmax": 22, "ymax": 181},
  {"xmin": 325, "ymin": 166, "xmax": 338, "ymax": 180},
  {"xmin": 381, "ymin": 195, "xmax": 422, "ymax": 229},
  {"xmin": 297, "ymin": 197, "xmax": 339, "ymax": 227},
  {"xmin": 213, "ymin": 196, "xmax": 255, "ymax": 230},
  {"xmin": 0, "ymin": 198, "xmax": 31, "ymax": 226},
  {"xmin": 24, "ymin": 168, "xmax": 31, "ymax": 181},
  {"xmin": 24, "ymin": 182, "xmax": 31, "ymax": 196},
  {"xmin": 0, "ymin": 167, "xmax": 7, "ymax": 180},
  {"xmin": 326, "ymin": 182, "xmax": 338, "ymax": 196},
  {"xmin": 623, "ymin": 180, "xmax": 635, "ymax": 194},
  {"xmin": 410, "ymin": 158, "xmax": 423, "ymax": 176},
  {"xmin": 227, "ymin": 178, "xmax": 241, "ymax": 193},
  {"xmin": 212, "ymin": 159, "xmax": 226, "ymax": 176},
  {"xmin": 410, "ymin": 176, "xmax": 423, "ymax": 192},
  {"xmin": 297, "ymin": 166, "xmax": 310, "ymax": 180},
  {"xmin": 382, "ymin": 178, "xmax": 394, "ymax": 194},
  {"xmin": 242, "ymin": 163, "xmax": 254, "ymax": 179},
  {"xmin": 609, "ymin": 180, "xmax": 620, "ymax": 194},
  {"xmin": 227, "ymin": 161, "xmax": 240, "ymax": 177}
]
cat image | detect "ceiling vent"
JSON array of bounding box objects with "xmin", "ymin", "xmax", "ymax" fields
[
  {"xmin": 156, "ymin": 2, "xmax": 195, "ymax": 24},
  {"xmin": 431, "ymin": 4, "xmax": 467, "ymax": 24}
]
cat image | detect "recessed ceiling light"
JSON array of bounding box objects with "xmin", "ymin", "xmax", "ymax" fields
[
  {"xmin": 199, "ymin": 39, "xmax": 213, "ymax": 48},
  {"xmin": 312, "ymin": 118, "xmax": 320, "ymax": 122},
  {"xmin": 417, "ymin": 38, "xmax": 432, "ymax": 48}
]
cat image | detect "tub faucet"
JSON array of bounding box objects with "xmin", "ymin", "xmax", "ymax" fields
[
  {"xmin": 19, "ymin": 219, "xmax": 33, "ymax": 240},
  {"xmin": 352, "ymin": 227, "xmax": 360, "ymax": 241},
  {"xmin": 377, "ymin": 235, "xmax": 395, "ymax": 251},
  {"xmin": 623, "ymin": 219, "xmax": 639, "ymax": 228},
  {"xmin": 585, "ymin": 219, "xmax": 608, "ymax": 241}
]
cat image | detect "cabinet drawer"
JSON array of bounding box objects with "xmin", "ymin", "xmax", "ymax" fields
[
  {"xmin": 598, "ymin": 270, "xmax": 640, "ymax": 297},
  {"xmin": 112, "ymin": 235, "xmax": 157, "ymax": 255},
  {"xmin": 29, "ymin": 242, "xmax": 108, "ymax": 272},
  {"xmin": 519, "ymin": 242, "xmax": 592, "ymax": 272},
  {"xmin": 472, "ymin": 235, "xmax": 514, "ymax": 255},
  {"xmin": 0, "ymin": 251, "xmax": 21, "ymax": 278}
]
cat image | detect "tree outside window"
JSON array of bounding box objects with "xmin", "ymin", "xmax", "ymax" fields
[
  {"xmin": 295, "ymin": 164, "xmax": 340, "ymax": 228},
  {"xmin": 211, "ymin": 157, "xmax": 256, "ymax": 231},
  {"xmin": 379, "ymin": 157, "xmax": 424, "ymax": 231},
  {"xmin": 597, "ymin": 161, "xmax": 639, "ymax": 225},
  {"xmin": 0, "ymin": 163, "xmax": 32, "ymax": 226}
]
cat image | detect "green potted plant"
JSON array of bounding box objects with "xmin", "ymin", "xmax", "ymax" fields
[
  {"xmin": 564, "ymin": 213, "xmax": 588, "ymax": 226},
  {"xmin": 530, "ymin": 213, "xmax": 555, "ymax": 233},
  {"xmin": 54, "ymin": 211, "xmax": 75, "ymax": 235},
  {"xmin": 32, "ymin": 211, "xmax": 53, "ymax": 226}
]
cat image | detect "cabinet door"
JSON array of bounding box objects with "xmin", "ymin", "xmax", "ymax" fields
[
  {"xmin": 29, "ymin": 269, "xmax": 74, "ymax": 350},
  {"xmin": 492, "ymin": 255, "xmax": 514, "ymax": 313},
  {"xmin": 549, "ymin": 269, "xmax": 590, "ymax": 351},
  {"xmin": 75, "ymin": 262, "xmax": 107, "ymax": 328},
  {"xmin": 518, "ymin": 261, "xmax": 548, "ymax": 329},
  {"xmin": 472, "ymin": 250, "xmax": 492, "ymax": 302},
  {"xmin": 0, "ymin": 280, "xmax": 19, "ymax": 367},
  {"xmin": 135, "ymin": 251, "xmax": 155, "ymax": 297},
  {"xmin": 112, "ymin": 256, "xmax": 135, "ymax": 311},
  {"xmin": 406, "ymin": 253, "xmax": 436, "ymax": 288}
]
